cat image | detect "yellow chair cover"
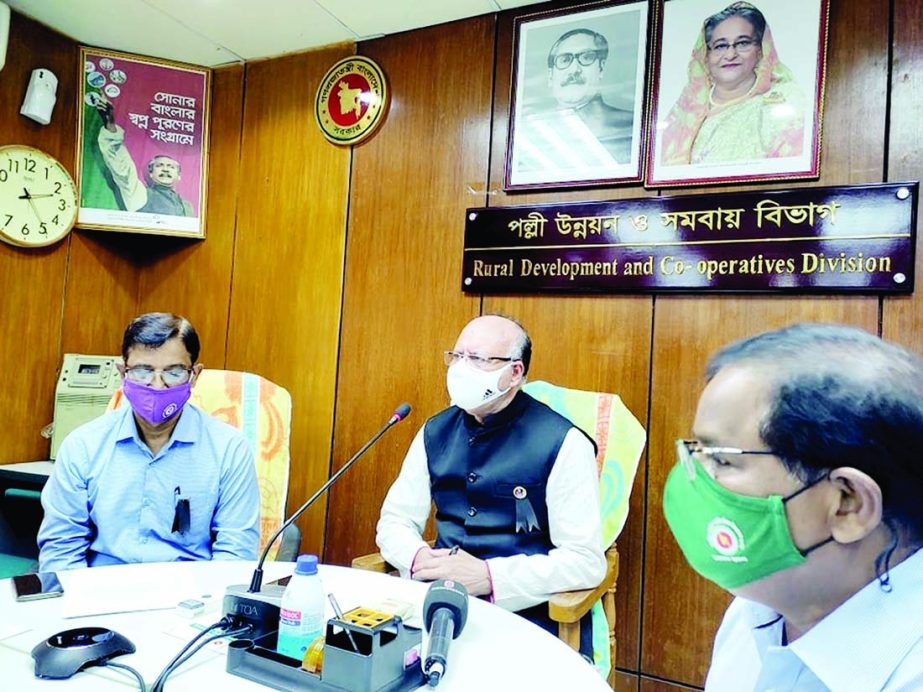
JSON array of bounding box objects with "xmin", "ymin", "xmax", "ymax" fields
[
  {"xmin": 522, "ymin": 380, "xmax": 646, "ymax": 677},
  {"xmin": 523, "ymin": 380, "xmax": 645, "ymax": 546}
]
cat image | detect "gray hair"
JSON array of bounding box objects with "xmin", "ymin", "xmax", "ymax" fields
[
  {"xmin": 147, "ymin": 155, "xmax": 181, "ymax": 174},
  {"xmin": 484, "ymin": 313, "xmax": 532, "ymax": 376}
]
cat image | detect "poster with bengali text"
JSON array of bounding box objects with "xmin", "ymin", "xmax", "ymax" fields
[{"xmin": 76, "ymin": 48, "xmax": 210, "ymax": 238}]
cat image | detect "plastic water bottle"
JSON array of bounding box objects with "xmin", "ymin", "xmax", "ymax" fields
[{"xmin": 277, "ymin": 554, "xmax": 325, "ymax": 660}]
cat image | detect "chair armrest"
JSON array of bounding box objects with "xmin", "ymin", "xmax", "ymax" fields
[
  {"xmin": 548, "ymin": 545, "xmax": 619, "ymax": 624},
  {"xmin": 351, "ymin": 551, "xmax": 394, "ymax": 573}
]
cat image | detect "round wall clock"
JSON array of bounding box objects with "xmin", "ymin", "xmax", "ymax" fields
[{"xmin": 0, "ymin": 145, "xmax": 78, "ymax": 247}]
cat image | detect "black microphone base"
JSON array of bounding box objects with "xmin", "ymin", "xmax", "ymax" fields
[{"xmin": 223, "ymin": 584, "xmax": 285, "ymax": 639}]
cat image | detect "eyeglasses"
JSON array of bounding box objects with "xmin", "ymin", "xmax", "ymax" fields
[
  {"xmin": 124, "ymin": 365, "xmax": 193, "ymax": 387},
  {"xmin": 676, "ymin": 439, "xmax": 775, "ymax": 478},
  {"xmin": 708, "ymin": 38, "xmax": 758, "ymax": 56},
  {"xmin": 552, "ymin": 50, "xmax": 602, "ymax": 70},
  {"xmin": 443, "ymin": 351, "xmax": 516, "ymax": 371}
]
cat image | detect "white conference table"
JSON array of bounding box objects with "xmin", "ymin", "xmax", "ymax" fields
[{"xmin": 1, "ymin": 560, "xmax": 610, "ymax": 691}]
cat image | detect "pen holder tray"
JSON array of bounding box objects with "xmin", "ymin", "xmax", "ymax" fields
[{"xmin": 226, "ymin": 613, "xmax": 423, "ymax": 692}]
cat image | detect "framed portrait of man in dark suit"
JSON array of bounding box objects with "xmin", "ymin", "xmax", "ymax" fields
[{"xmin": 504, "ymin": 1, "xmax": 650, "ymax": 191}]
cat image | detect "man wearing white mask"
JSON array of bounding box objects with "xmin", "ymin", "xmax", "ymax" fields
[{"xmin": 376, "ymin": 314, "xmax": 605, "ymax": 645}]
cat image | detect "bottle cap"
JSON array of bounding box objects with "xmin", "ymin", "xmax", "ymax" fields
[{"xmin": 294, "ymin": 554, "xmax": 319, "ymax": 576}]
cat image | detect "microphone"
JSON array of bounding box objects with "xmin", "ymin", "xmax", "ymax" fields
[
  {"xmin": 422, "ymin": 579, "xmax": 468, "ymax": 687},
  {"xmin": 246, "ymin": 402, "xmax": 412, "ymax": 594},
  {"xmin": 389, "ymin": 402, "xmax": 412, "ymax": 425}
]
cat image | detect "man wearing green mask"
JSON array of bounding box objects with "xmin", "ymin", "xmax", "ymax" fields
[{"xmin": 663, "ymin": 322, "xmax": 922, "ymax": 691}]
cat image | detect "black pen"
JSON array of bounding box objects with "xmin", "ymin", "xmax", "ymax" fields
[{"xmin": 449, "ymin": 546, "xmax": 459, "ymax": 555}]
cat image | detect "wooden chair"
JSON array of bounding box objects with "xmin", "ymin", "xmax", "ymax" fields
[
  {"xmin": 352, "ymin": 381, "xmax": 645, "ymax": 685},
  {"xmin": 108, "ymin": 369, "xmax": 300, "ymax": 560}
]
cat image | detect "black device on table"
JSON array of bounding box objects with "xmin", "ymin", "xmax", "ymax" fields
[
  {"xmin": 12, "ymin": 571, "xmax": 63, "ymax": 601},
  {"xmin": 31, "ymin": 627, "xmax": 136, "ymax": 680}
]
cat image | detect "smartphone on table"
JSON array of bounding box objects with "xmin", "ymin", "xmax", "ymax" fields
[{"xmin": 11, "ymin": 572, "xmax": 64, "ymax": 602}]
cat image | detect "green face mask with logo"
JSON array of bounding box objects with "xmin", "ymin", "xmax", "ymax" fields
[{"xmin": 662, "ymin": 443, "xmax": 831, "ymax": 590}]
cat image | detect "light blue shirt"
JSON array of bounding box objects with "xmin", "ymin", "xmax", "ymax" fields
[
  {"xmin": 38, "ymin": 403, "xmax": 260, "ymax": 571},
  {"xmin": 705, "ymin": 547, "xmax": 923, "ymax": 691}
]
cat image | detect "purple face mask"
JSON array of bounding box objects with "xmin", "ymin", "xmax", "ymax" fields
[{"xmin": 122, "ymin": 378, "xmax": 192, "ymax": 425}]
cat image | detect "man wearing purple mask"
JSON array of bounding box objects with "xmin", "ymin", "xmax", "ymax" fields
[{"xmin": 37, "ymin": 312, "xmax": 260, "ymax": 571}]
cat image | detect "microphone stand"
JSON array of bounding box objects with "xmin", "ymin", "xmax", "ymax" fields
[{"xmin": 247, "ymin": 403, "xmax": 411, "ymax": 594}]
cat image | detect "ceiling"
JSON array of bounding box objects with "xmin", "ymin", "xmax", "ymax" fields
[{"xmin": 5, "ymin": 0, "xmax": 547, "ymax": 67}]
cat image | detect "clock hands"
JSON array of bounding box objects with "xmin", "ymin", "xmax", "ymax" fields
[
  {"xmin": 20, "ymin": 187, "xmax": 44, "ymax": 224},
  {"xmin": 17, "ymin": 189, "xmax": 55, "ymax": 199}
]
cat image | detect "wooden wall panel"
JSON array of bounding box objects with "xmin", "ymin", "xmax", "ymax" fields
[
  {"xmin": 0, "ymin": 14, "xmax": 80, "ymax": 461},
  {"xmin": 0, "ymin": 239, "xmax": 70, "ymax": 460},
  {"xmin": 323, "ymin": 18, "xmax": 494, "ymax": 566},
  {"xmin": 615, "ymin": 670, "xmax": 639, "ymax": 692},
  {"xmin": 59, "ymin": 232, "xmax": 139, "ymax": 357},
  {"xmin": 484, "ymin": 7, "xmax": 656, "ymax": 673},
  {"xmin": 136, "ymin": 65, "xmax": 246, "ymax": 366},
  {"xmin": 228, "ymin": 46, "xmax": 353, "ymax": 555},
  {"xmin": 882, "ymin": 0, "xmax": 923, "ymax": 350},
  {"xmin": 640, "ymin": 677, "xmax": 701, "ymax": 692},
  {"xmin": 3, "ymin": 3, "xmax": 919, "ymax": 687},
  {"xmin": 480, "ymin": 294, "xmax": 651, "ymax": 671},
  {"xmin": 0, "ymin": 14, "xmax": 76, "ymax": 155},
  {"xmin": 818, "ymin": 0, "xmax": 889, "ymax": 183}
]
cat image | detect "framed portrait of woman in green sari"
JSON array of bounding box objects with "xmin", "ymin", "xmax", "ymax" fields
[{"xmin": 646, "ymin": 0, "xmax": 830, "ymax": 188}]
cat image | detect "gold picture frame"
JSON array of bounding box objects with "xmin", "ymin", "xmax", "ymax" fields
[
  {"xmin": 504, "ymin": 0, "xmax": 650, "ymax": 191},
  {"xmin": 76, "ymin": 47, "xmax": 211, "ymax": 238},
  {"xmin": 645, "ymin": 0, "xmax": 830, "ymax": 187}
]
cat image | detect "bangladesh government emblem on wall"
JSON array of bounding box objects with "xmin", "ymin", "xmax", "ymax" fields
[{"xmin": 315, "ymin": 56, "xmax": 389, "ymax": 146}]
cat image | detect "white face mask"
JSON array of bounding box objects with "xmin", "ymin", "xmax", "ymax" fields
[{"xmin": 446, "ymin": 360, "xmax": 512, "ymax": 411}]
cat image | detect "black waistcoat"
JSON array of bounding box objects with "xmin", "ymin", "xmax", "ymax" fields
[{"xmin": 424, "ymin": 391, "xmax": 575, "ymax": 560}]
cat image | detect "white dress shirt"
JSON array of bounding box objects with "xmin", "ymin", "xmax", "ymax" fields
[
  {"xmin": 705, "ymin": 547, "xmax": 923, "ymax": 692},
  {"xmin": 376, "ymin": 425, "xmax": 606, "ymax": 613}
]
